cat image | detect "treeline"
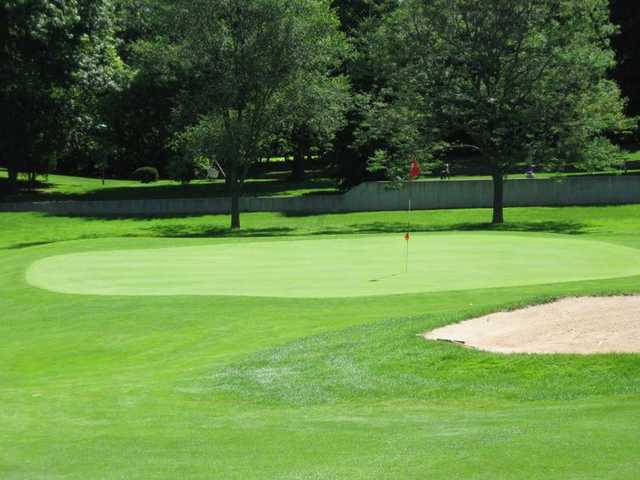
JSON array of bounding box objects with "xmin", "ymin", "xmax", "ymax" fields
[{"xmin": 1, "ymin": 0, "xmax": 638, "ymax": 227}]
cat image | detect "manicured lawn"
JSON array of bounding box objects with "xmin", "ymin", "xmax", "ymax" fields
[
  {"xmin": 26, "ymin": 234, "xmax": 640, "ymax": 297},
  {"xmin": 2, "ymin": 205, "xmax": 640, "ymax": 478},
  {"xmin": 625, "ymin": 149, "xmax": 640, "ymax": 161}
]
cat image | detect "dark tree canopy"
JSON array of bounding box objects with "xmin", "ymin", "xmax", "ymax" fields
[
  {"xmin": 610, "ymin": 0, "xmax": 640, "ymax": 120},
  {"xmin": 167, "ymin": 0, "xmax": 348, "ymax": 228},
  {"xmin": 328, "ymin": 0, "xmax": 400, "ymax": 188},
  {"xmin": 0, "ymin": 1, "xmax": 126, "ymax": 189},
  {"xmin": 1, "ymin": 0, "xmax": 638, "ymax": 230},
  {"xmin": 361, "ymin": 0, "xmax": 630, "ymax": 224}
]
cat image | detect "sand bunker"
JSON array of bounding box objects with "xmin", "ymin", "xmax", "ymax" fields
[{"xmin": 423, "ymin": 296, "xmax": 640, "ymax": 354}]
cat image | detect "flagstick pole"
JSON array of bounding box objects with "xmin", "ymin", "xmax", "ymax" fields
[
  {"xmin": 406, "ymin": 193, "xmax": 411, "ymax": 273},
  {"xmin": 405, "ymin": 158, "xmax": 419, "ymax": 274}
]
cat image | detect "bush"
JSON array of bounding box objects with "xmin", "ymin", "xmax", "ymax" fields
[
  {"xmin": 132, "ymin": 167, "xmax": 159, "ymax": 184},
  {"xmin": 167, "ymin": 155, "xmax": 210, "ymax": 184}
]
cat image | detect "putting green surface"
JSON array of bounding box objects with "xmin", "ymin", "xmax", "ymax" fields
[{"xmin": 26, "ymin": 233, "xmax": 640, "ymax": 297}]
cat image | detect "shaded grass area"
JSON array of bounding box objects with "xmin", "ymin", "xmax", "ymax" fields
[
  {"xmin": 3, "ymin": 204, "xmax": 639, "ymax": 250},
  {"xmin": 0, "ymin": 168, "xmax": 338, "ymax": 202},
  {"xmin": 2, "ymin": 205, "xmax": 640, "ymax": 478}
]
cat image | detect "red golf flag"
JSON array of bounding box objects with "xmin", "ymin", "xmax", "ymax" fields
[
  {"xmin": 404, "ymin": 232, "xmax": 410, "ymax": 241},
  {"xmin": 409, "ymin": 158, "xmax": 421, "ymax": 179}
]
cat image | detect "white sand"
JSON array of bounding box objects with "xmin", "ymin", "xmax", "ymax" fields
[{"xmin": 423, "ymin": 296, "xmax": 640, "ymax": 354}]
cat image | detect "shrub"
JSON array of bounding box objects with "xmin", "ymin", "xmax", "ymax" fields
[
  {"xmin": 132, "ymin": 167, "xmax": 159, "ymax": 184},
  {"xmin": 167, "ymin": 155, "xmax": 210, "ymax": 184}
]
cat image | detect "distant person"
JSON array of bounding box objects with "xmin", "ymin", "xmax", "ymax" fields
[{"xmin": 440, "ymin": 163, "xmax": 450, "ymax": 180}]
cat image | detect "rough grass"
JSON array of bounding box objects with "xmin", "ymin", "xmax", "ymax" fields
[{"xmin": 2, "ymin": 205, "xmax": 640, "ymax": 478}]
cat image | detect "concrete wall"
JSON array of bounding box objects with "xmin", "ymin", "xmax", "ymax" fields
[
  {"xmin": 1, "ymin": 175, "xmax": 639, "ymax": 216},
  {"xmin": 344, "ymin": 175, "xmax": 640, "ymax": 211}
]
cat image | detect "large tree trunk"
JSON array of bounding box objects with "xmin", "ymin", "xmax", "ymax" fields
[
  {"xmin": 28, "ymin": 169, "xmax": 36, "ymax": 189},
  {"xmin": 491, "ymin": 172, "xmax": 504, "ymax": 224},
  {"xmin": 290, "ymin": 127, "xmax": 309, "ymax": 181},
  {"xmin": 291, "ymin": 145, "xmax": 306, "ymax": 181},
  {"xmin": 7, "ymin": 167, "xmax": 19, "ymax": 192},
  {"xmin": 230, "ymin": 189, "xmax": 240, "ymax": 229},
  {"xmin": 228, "ymin": 163, "xmax": 249, "ymax": 230}
]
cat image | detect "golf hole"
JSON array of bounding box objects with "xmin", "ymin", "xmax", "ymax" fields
[{"xmin": 26, "ymin": 234, "xmax": 640, "ymax": 298}]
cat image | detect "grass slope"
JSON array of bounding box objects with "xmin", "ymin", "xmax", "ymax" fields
[
  {"xmin": 0, "ymin": 168, "xmax": 338, "ymax": 202},
  {"xmin": 1, "ymin": 206, "xmax": 640, "ymax": 478}
]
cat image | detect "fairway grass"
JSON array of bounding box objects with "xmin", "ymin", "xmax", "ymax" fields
[
  {"xmin": 26, "ymin": 233, "xmax": 640, "ymax": 297},
  {"xmin": 2, "ymin": 206, "xmax": 640, "ymax": 479}
]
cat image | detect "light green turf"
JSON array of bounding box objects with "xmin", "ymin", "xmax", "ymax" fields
[
  {"xmin": 4, "ymin": 207, "xmax": 640, "ymax": 479},
  {"xmin": 25, "ymin": 233, "xmax": 640, "ymax": 297}
]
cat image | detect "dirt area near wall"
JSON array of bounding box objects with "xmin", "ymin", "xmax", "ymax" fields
[{"xmin": 423, "ymin": 296, "xmax": 640, "ymax": 354}]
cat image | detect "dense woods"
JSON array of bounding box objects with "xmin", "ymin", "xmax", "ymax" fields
[{"xmin": 1, "ymin": 0, "xmax": 638, "ymax": 226}]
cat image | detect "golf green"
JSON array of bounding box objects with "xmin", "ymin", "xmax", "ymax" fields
[{"xmin": 26, "ymin": 233, "xmax": 640, "ymax": 297}]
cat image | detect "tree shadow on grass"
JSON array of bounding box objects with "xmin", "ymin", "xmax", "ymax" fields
[
  {"xmin": 149, "ymin": 225, "xmax": 295, "ymax": 238},
  {"xmin": 344, "ymin": 220, "xmax": 590, "ymax": 236},
  {"xmin": 44, "ymin": 209, "xmax": 587, "ymax": 236},
  {"xmin": 2, "ymin": 219, "xmax": 591, "ymax": 252},
  {"xmin": 147, "ymin": 220, "xmax": 589, "ymax": 239},
  {"xmin": 6, "ymin": 240, "xmax": 61, "ymax": 250},
  {"xmin": 13, "ymin": 212, "xmax": 589, "ymax": 249}
]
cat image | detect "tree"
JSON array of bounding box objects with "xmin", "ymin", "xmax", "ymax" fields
[
  {"xmin": 274, "ymin": 74, "xmax": 351, "ymax": 181},
  {"xmin": 329, "ymin": 0, "xmax": 399, "ymax": 188},
  {"xmin": 98, "ymin": 0, "xmax": 183, "ymax": 178},
  {"xmin": 171, "ymin": 0, "xmax": 348, "ymax": 229},
  {"xmin": 0, "ymin": 1, "xmax": 126, "ymax": 191},
  {"xmin": 610, "ymin": 0, "xmax": 640, "ymax": 139},
  {"xmin": 363, "ymin": 0, "xmax": 631, "ymax": 224}
]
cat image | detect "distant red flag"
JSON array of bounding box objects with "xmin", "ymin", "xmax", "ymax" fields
[
  {"xmin": 404, "ymin": 232, "xmax": 410, "ymax": 241},
  {"xmin": 409, "ymin": 158, "xmax": 421, "ymax": 179}
]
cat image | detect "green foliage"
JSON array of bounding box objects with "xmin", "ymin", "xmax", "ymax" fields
[
  {"xmin": 360, "ymin": 0, "xmax": 631, "ymax": 221},
  {"xmin": 168, "ymin": 0, "xmax": 348, "ymax": 227},
  {"xmin": 327, "ymin": 0, "xmax": 402, "ymax": 187},
  {"xmin": 357, "ymin": 91, "xmax": 444, "ymax": 184},
  {"xmin": 610, "ymin": 0, "xmax": 640, "ymax": 128},
  {"xmin": 131, "ymin": 166, "xmax": 159, "ymax": 183},
  {"xmin": 96, "ymin": 0, "xmax": 185, "ymax": 178},
  {"xmin": 169, "ymin": 115, "xmax": 227, "ymax": 184},
  {"xmin": 272, "ymin": 74, "xmax": 352, "ymax": 177},
  {"xmin": 166, "ymin": 155, "xmax": 210, "ymax": 185},
  {"xmin": 0, "ymin": 1, "xmax": 128, "ymax": 185}
]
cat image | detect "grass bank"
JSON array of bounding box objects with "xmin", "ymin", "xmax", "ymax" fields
[{"xmin": 1, "ymin": 205, "xmax": 640, "ymax": 478}]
